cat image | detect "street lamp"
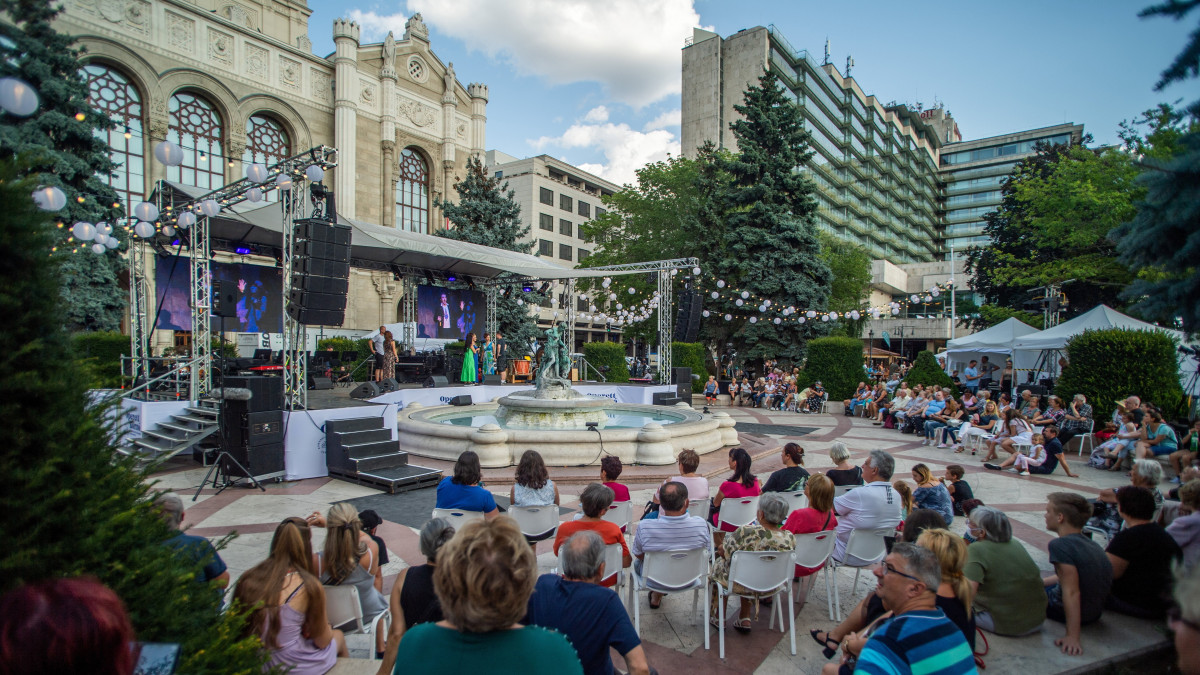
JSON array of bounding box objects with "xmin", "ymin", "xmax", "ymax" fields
[{"xmin": 868, "ymin": 329, "xmax": 875, "ymax": 373}]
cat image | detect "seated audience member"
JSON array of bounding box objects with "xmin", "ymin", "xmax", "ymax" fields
[
  {"xmin": 825, "ymin": 442, "xmax": 864, "ymax": 486},
  {"xmin": 933, "ymin": 399, "xmax": 967, "ymax": 448},
  {"xmin": 631, "ymin": 481, "xmax": 712, "ymax": 609},
  {"xmin": 315, "ymin": 504, "xmax": 388, "ymax": 651},
  {"xmin": 1090, "ymin": 459, "xmax": 1165, "ymax": 538},
  {"xmin": 512, "ymin": 449, "xmax": 560, "ymax": 507},
  {"xmin": 435, "ymin": 450, "xmax": 499, "ymax": 519},
  {"xmin": 844, "ymin": 382, "xmax": 868, "ymax": 415},
  {"xmin": 943, "ymin": 465, "xmax": 974, "ymax": 516},
  {"xmin": 1020, "ymin": 394, "xmax": 1042, "ymax": 419},
  {"xmin": 378, "ymin": 518, "xmax": 454, "ymax": 675},
  {"xmin": 1042, "ymin": 493, "xmax": 1112, "ymax": 656},
  {"xmin": 1031, "ymin": 395, "xmax": 1068, "ymax": 429},
  {"xmin": 1172, "ymin": 467, "xmax": 1200, "ymax": 501},
  {"xmin": 704, "ymin": 375, "xmax": 718, "ymax": 404},
  {"xmin": 235, "ymin": 519, "xmax": 348, "ymax": 673},
  {"xmin": 600, "ymin": 455, "xmax": 631, "ymax": 503},
  {"xmin": 1170, "ymin": 562, "xmax": 1200, "ymax": 675},
  {"xmin": 1170, "ymin": 420, "xmax": 1200, "ymax": 481},
  {"xmin": 920, "ymin": 393, "xmax": 953, "ymax": 445},
  {"xmin": 359, "ymin": 510, "xmax": 389, "ymax": 567},
  {"xmin": 1135, "ymin": 408, "xmax": 1179, "ymax": 460},
  {"xmin": 986, "ymin": 426, "xmax": 1077, "ymax": 478},
  {"xmin": 0, "ymin": 577, "xmax": 137, "ymax": 675},
  {"xmin": 554, "ymin": 483, "xmax": 631, "ymax": 587},
  {"xmin": 953, "ymin": 400, "xmax": 1000, "ymax": 454},
  {"xmin": 915, "ymin": 528, "xmax": 977, "ymax": 649},
  {"xmin": 1012, "ymin": 433, "xmax": 1050, "ymax": 475},
  {"xmin": 1090, "ymin": 410, "xmax": 1140, "ymax": 471},
  {"xmin": 1058, "ymin": 394, "xmax": 1094, "ymax": 448},
  {"xmin": 1106, "ymin": 486, "xmax": 1183, "ymax": 618},
  {"xmin": 784, "ymin": 474, "xmax": 839, "ymax": 583},
  {"xmin": 820, "ymin": 544, "xmax": 974, "ymax": 675},
  {"xmin": 964, "ymin": 506, "xmax": 1046, "ymax": 635},
  {"xmin": 708, "ymin": 493, "xmax": 796, "ymax": 633},
  {"xmin": 805, "ymin": 380, "xmax": 827, "ymax": 412},
  {"xmin": 154, "ymin": 492, "xmax": 229, "ymax": 587},
  {"xmin": 1168, "ymin": 480, "xmax": 1200, "ymax": 569},
  {"xmin": 911, "ymin": 463, "xmax": 954, "ymax": 526},
  {"xmin": 393, "ymin": 518, "xmax": 582, "ymax": 675},
  {"xmin": 982, "ymin": 409, "xmax": 1034, "ymax": 463},
  {"xmin": 728, "ymin": 379, "xmax": 741, "ymax": 407},
  {"xmin": 711, "ymin": 447, "xmax": 762, "ymax": 531},
  {"xmin": 525, "ymin": 531, "xmax": 651, "ymax": 675},
  {"xmin": 645, "ymin": 449, "xmax": 709, "ymax": 519},
  {"xmin": 875, "ymin": 388, "xmax": 910, "ymax": 426},
  {"xmin": 762, "ymin": 442, "xmax": 811, "ymax": 493},
  {"xmin": 893, "ymin": 480, "xmax": 914, "ymax": 521},
  {"xmin": 832, "ymin": 450, "xmax": 903, "ymax": 565}
]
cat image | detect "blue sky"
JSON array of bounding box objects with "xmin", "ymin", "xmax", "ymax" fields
[{"xmin": 306, "ymin": 0, "xmax": 1196, "ymax": 186}]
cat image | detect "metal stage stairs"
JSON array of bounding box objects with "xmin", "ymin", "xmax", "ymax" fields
[
  {"xmin": 124, "ymin": 400, "xmax": 221, "ymax": 462},
  {"xmin": 325, "ymin": 417, "xmax": 441, "ymax": 494}
]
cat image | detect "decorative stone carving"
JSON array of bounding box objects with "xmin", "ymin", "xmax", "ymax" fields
[
  {"xmin": 245, "ymin": 43, "xmax": 268, "ymax": 81},
  {"xmin": 148, "ymin": 117, "xmax": 169, "ymax": 140},
  {"xmin": 311, "ymin": 68, "xmax": 331, "ymax": 103},
  {"xmin": 219, "ymin": 3, "xmax": 257, "ymax": 30},
  {"xmin": 99, "ymin": 0, "xmax": 125, "ymax": 23},
  {"xmin": 360, "ymin": 80, "xmax": 377, "ymax": 106},
  {"xmin": 208, "ymin": 28, "xmax": 233, "ymax": 67},
  {"xmin": 166, "ymin": 11, "xmax": 194, "ymax": 53},
  {"xmin": 442, "ymin": 62, "xmax": 456, "ymax": 104},
  {"xmin": 125, "ymin": 0, "xmax": 149, "ymax": 34},
  {"xmin": 398, "ymin": 98, "xmax": 436, "ymax": 127},
  {"xmin": 383, "ymin": 31, "xmax": 396, "ymax": 64},
  {"xmin": 381, "ymin": 139, "xmax": 396, "ymax": 152},
  {"xmin": 404, "ymin": 13, "xmax": 428, "ymax": 42},
  {"xmin": 279, "ymin": 56, "xmax": 301, "ymax": 91},
  {"xmin": 406, "ymin": 55, "xmax": 428, "ymax": 83},
  {"xmin": 297, "ymin": 36, "xmax": 312, "ymax": 52},
  {"xmin": 456, "ymin": 123, "xmax": 466, "ymax": 139}
]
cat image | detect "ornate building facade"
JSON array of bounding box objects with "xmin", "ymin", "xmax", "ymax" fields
[{"xmin": 51, "ymin": 0, "xmax": 489, "ymax": 345}]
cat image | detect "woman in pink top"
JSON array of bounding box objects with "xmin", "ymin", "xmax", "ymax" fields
[
  {"xmin": 712, "ymin": 447, "xmax": 761, "ymax": 531},
  {"xmin": 600, "ymin": 455, "xmax": 631, "ymax": 503},
  {"xmin": 783, "ymin": 474, "xmax": 838, "ymax": 581}
]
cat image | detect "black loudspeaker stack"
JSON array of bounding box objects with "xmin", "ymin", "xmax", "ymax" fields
[
  {"xmin": 673, "ymin": 290, "xmax": 702, "ymax": 342},
  {"xmin": 350, "ymin": 381, "xmax": 381, "ymax": 399},
  {"xmin": 672, "ymin": 367, "xmax": 692, "ymax": 400},
  {"xmin": 219, "ymin": 376, "xmax": 285, "ymax": 478},
  {"xmin": 448, "ymin": 395, "xmax": 472, "ymax": 406},
  {"xmin": 424, "ymin": 375, "xmax": 449, "ymax": 388},
  {"xmin": 483, "ymin": 374, "xmax": 502, "ymax": 386},
  {"xmin": 287, "ymin": 218, "xmax": 350, "ymax": 326},
  {"xmin": 212, "ymin": 280, "xmax": 239, "ymax": 318}
]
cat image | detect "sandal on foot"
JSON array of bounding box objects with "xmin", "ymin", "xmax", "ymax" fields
[
  {"xmin": 810, "ymin": 630, "xmax": 838, "ymax": 659},
  {"xmin": 648, "ymin": 592, "xmax": 663, "ymax": 609},
  {"xmin": 733, "ymin": 618, "xmax": 752, "ymax": 634}
]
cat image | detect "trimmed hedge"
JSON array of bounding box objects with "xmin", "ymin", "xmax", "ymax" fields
[
  {"xmin": 906, "ymin": 350, "xmax": 955, "ymax": 390},
  {"xmin": 71, "ymin": 331, "xmax": 128, "ymax": 388},
  {"xmin": 671, "ymin": 342, "xmax": 710, "ymax": 393},
  {"xmin": 583, "ymin": 341, "xmax": 629, "ymax": 383},
  {"xmin": 1056, "ymin": 328, "xmax": 1182, "ymax": 414},
  {"xmin": 797, "ymin": 337, "xmax": 862, "ymax": 399},
  {"xmin": 317, "ymin": 336, "xmax": 374, "ymax": 381}
]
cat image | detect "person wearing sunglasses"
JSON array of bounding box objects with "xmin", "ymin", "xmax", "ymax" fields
[{"xmin": 821, "ymin": 543, "xmax": 974, "ymax": 675}]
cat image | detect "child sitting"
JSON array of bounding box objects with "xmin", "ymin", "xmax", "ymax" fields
[
  {"xmin": 944, "ymin": 465, "xmax": 974, "ymax": 516},
  {"xmin": 1012, "ymin": 433, "xmax": 1048, "ymax": 476}
]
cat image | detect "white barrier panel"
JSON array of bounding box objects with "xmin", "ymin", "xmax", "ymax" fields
[
  {"xmin": 368, "ymin": 384, "xmax": 677, "ymax": 408},
  {"xmin": 281, "ymin": 404, "xmax": 399, "ymax": 480},
  {"xmin": 87, "ymin": 391, "xmax": 191, "ymax": 444}
]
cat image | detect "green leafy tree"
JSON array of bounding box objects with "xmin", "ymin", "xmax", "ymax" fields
[
  {"xmin": 819, "ymin": 231, "xmax": 872, "ymax": 338},
  {"xmin": 703, "ymin": 72, "xmax": 832, "ymax": 362},
  {"xmin": 436, "ymin": 156, "xmax": 545, "ymax": 351},
  {"xmin": 0, "ymin": 164, "xmax": 267, "ymax": 672},
  {"xmin": 976, "ymin": 304, "xmax": 1045, "ymax": 330},
  {"xmin": 906, "ymin": 350, "xmax": 955, "ymax": 390},
  {"xmin": 1112, "ymin": 2, "xmax": 1200, "ymax": 334},
  {"xmin": 0, "ymin": 0, "xmax": 128, "ymax": 331}
]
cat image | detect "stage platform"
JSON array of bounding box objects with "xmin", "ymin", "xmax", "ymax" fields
[{"xmin": 366, "ymin": 381, "xmax": 675, "ymax": 407}]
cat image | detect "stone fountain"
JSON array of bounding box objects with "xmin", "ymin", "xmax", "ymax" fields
[{"xmin": 494, "ymin": 322, "xmax": 610, "ymax": 428}]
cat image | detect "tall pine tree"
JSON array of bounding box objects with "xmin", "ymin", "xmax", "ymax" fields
[
  {"xmin": 436, "ymin": 156, "xmax": 545, "ymax": 351},
  {"xmin": 703, "ymin": 71, "xmax": 832, "ymax": 363},
  {"xmin": 0, "ymin": 0, "xmax": 127, "ymax": 331}
]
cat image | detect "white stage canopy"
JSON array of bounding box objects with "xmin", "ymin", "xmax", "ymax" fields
[{"xmin": 942, "ymin": 317, "xmax": 1041, "ymax": 384}]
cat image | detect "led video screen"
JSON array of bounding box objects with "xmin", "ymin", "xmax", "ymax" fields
[
  {"xmin": 416, "ymin": 285, "xmax": 484, "ymax": 341},
  {"xmin": 154, "ymin": 259, "xmax": 283, "ymax": 333}
]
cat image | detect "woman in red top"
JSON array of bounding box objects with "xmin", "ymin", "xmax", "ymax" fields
[
  {"xmin": 599, "ymin": 455, "xmax": 631, "ymax": 503},
  {"xmin": 553, "ymin": 483, "xmax": 630, "ymax": 587},
  {"xmin": 783, "ymin": 474, "xmax": 838, "ymax": 582},
  {"xmin": 712, "ymin": 447, "xmax": 761, "ymax": 531}
]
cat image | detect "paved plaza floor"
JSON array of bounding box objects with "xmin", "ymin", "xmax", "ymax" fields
[{"xmin": 152, "ymin": 403, "xmax": 1174, "ymax": 674}]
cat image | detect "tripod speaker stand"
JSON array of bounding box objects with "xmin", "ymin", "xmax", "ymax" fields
[{"xmin": 191, "ymin": 380, "xmax": 284, "ymax": 501}]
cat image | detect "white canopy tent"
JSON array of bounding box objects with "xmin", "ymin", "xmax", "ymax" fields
[{"xmin": 942, "ymin": 317, "xmax": 1041, "ymax": 381}]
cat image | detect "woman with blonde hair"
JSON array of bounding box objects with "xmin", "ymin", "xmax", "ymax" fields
[
  {"xmin": 892, "ymin": 480, "xmax": 914, "ymax": 520},
  {"xmin": 784, "ymin": 474, "xmax": 839, "ymax": 584},
  {"xmin": 234, "ymin": 520, "xmax": 347, "ymax": 673},
  {"xmin": 310, "ymin": 503, "xmax": 388, "ymax": 651},
  {"xmin": 916, "ymin": 528, "xmax": 977, "ymax": 649}
]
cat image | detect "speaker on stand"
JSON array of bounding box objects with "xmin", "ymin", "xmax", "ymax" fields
[{"xmin": 286, "ymin": 218, "xmax": 351, "ymax": 327}]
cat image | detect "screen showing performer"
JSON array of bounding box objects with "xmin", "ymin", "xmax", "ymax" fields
[
  {"xmin": 153, "ymin": 260, "xmax": 283, "ymax": 333},
  {"xmin": 416, "ymin": 284, "xmax": 483, "ymax": 340}
]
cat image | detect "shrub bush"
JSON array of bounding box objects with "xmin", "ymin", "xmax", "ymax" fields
[
  {"xmin": 583, "ymin": 341, "xmax": 629, "ymax": 383},
  {"xmin": 797, "ymin": 337, "xmax": 863, "ymax": 399},
  {"xmin": 1056, "ymin": 328, "xmax": 1182, "ymax": 415},
  {"xmin": 906, "ymin": 350, "xmax": 956, "ymax": 390},
  {"xmin": 317, "ymin": 336, "xmax": 374, "ymax": 381},
  {"xmin": 671, "ymin": 342, "xmax": 710, "ymax": 392},
  {"xmin": 71, "ymin": 331, "xmax": 128, "ymax": 388}
]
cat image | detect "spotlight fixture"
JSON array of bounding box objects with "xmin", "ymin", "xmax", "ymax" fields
[
  {"xmin": 235, "ymin": 246, "xmax": 252, "ymax": 255},
  {"xmin": 522, "ymin": 285, "xmax": 533, "ymax": 293},
  {"xmin": 537, "ymin": 282, "xmax": 551, "ymax": 294},
  {"xmin": 447, "ymin": 275, "xmax": 457, "ymax": 282}
]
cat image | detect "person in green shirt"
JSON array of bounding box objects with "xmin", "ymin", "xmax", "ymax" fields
[
  {"xmin": 391, "ymin": 517, "xmax": 582, "ymax": 675},
  {"xmin": 964, "ymin": 506, "xmax": 1047, "ymax": 635}
]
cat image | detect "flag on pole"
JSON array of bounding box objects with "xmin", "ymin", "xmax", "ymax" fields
[{"xmin": 881, "ymin": 331, "xmax": 891, "ymax": 349}]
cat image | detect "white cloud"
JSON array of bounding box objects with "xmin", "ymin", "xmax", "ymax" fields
[
  {"xmin": 531, "ymin": 122, "xmax": 680, "ymax": 186},
  {"xmin": 643, "ymin": 108, "xmax": 681, "ymax": 131},
  {"xmin": 407, "ymin": 0, "xmax": 703, "ymax": 107},
  {"xmin": 583, "ymin": 106, "xmax": 610, "ymax": 124},
  {"xmin": 345, "ymin": 10, "xmax": 409, "ymax": 43}
]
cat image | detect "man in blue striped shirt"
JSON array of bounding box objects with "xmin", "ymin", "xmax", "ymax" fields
[
  {"xmin": 632, "ymin": 481, "xmax": 712, "ymax": 608},
  {"xmin": 825, "ymin": 543, "xmax": 975, "ymax": 675}
]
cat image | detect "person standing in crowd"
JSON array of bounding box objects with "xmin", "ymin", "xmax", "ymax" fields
[
  {"xmin": 495, "ymin": 331, "xmax": 508, "ymax": 384},
  {"xmin": 963, "ymin": 360, "xmax": 980, "ymax": 394},
  {"xmin": 460, "ymin": 333, "xmax": 478, "ymax": 385},
  {"xmin": 381, "ymin": 331, "xmax": 397, "ymax": 382},
  {"xmin": 377, "ymin": 518, "xmax": 455, "ymax": 675},
  {"xmin": 762, "ymin": 442, "xmax": 810, "ymax": 493},
  {"xmin": 481, "ymin": 333, "xmax": 495, "ymax": 380},
  {"xmin": 1041, "ymin": 492, "xmax": 1112, "ymax": 656},
  {"xmin": 372, "ymin": 325, "xmax": 386, "ymax": 383}
]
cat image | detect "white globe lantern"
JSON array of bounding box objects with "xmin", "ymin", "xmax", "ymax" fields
[
  {"xmin": 821, "ymin": 314, "xmax": 830, "ymax": 322},
  {"xmin": 724, "ymin": 314, "xmax": 732, "ymax": 321},
  {"xmin": 702, "ymin": 310, "xmax": 710, "ymax": 317},
  {"xmin": 924, "ymin": 295, "xmax": 933, "ymax": 303},
  {"xmin": 602, "ymin": 277, "xmax": 611, "ymax": 288},
  {"xmin": 246, "ymin": 187, "xmax": 264, "ymax": 203},
  {"xmin": 616, "ymin": 304, "xmax": 623, "ymax": 310},
  {"xmin": 892, "ymin": 308, "xmax": 901, "ymax": 316},
  {"xmin": 628, "ymin": 287, "xmax": 636, "ymax": 295},
  {"xmin": 176, "ymin": 211, "xmax": 196, "ymax": 229},
  {"xmin": 32, "ymin": 186, "xmax": 66, "ymax": 211},
  {"xmin": 71, "ymin": 221, "xmax": 96, "ymax": 241},
  {"xmin": 849, "ymin": 310, "xmax": 860, "ymax": 320},
  {"xmin": 735, "ymin": 299, "xmax": 744, "ymax": 307},
  {"xmin": 670, "ymin": 269, "xmax": 678, "ymax": 276},
  {"xmin": 740, "ymin": 291, "xmax": 749, "ymax": 299},
  {"xmin": 0, "ymin": 77, "xmax": 39, "ymax": 116},
  {"xmin": 758, "ymin": 305, "xmax": 767, "ymax": 312},
  {"xmin": 608, "ymin": 293, "xmax": 617, "ymax": 301},
  {"xmin": 305, "ymin": 164, "xmax": 325, "ymax": 182},
  {"xmin": 134, "ymin": 221, "xmax": 156, "ymax": 238},
  {"xmin": 247, "ymin": 163, "xmax": 268, "ymax": 183},
  {"xmin": 96, "ymin": 221, "xmax": 112, "ymax": 236},
  {"xmin": 199, "ymin": 199, "xmax": 220, "ymax": 217},
  {"xmin": 153, "ymin": 140, "xmax": 184, "ymax": 167},
  {"xmin": 104, "ymin": 236, "xmax": 120, "ymax": 250},
  {"xmin": 276, "ymin": 174, "xmax": 294, "ymax": 190},
  {"xmin": 716, "ymin": 280, "xmax": 725, "ymax": 288},
  {"xmin": 749, "ymin": 316, "xmax": 758, "ymax": 324},
  {"xmin": 799, "ymin": 317, "xmax": 806, "ymax": 324},
  {"xmin": 92, "ymin": 233, "xmax": 108, "ymax": 246},
  {"xmin": 132, "ymin": 201, "xmax": 159, "ymax": 223},
  {"xmin": 910, "ymin": 294, "xmax": 919, "ymax": 303},
  {"xmin": 773, "ymin": 317, "xmax": 782, "ymax": 325},
  {"xmin": 806, "ymin": 310, "xmax": 816, "ymax": 318},
  {"xmin": 516, "ymin": 298, "xmax": 524, "ymax": 305},
  {"xmin": 161, "ymin": 225, "xmax": 176, "ymax": 238},
  {"xmin": 930, "ymin": 288, "xmax": 941, "ymax": 297},
  {"xmin": 711, "ymin": 291, "xmax": 719, "ymax": 300},
  {"xmin": 91, "ymin": 243, "xmax": 106, "ymax": 254},
  {"xmin": 830, "ymin": 312, "xmax": 839, "ymax": 320}
]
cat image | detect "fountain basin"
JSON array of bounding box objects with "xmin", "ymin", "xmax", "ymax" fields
[
  {"xmin": 495, "ymin": 389, "xmax": 611, "ymax": 429},
  {"xmin": 398, "ymin": 402, "xmax": 737, "ymax": 467}
]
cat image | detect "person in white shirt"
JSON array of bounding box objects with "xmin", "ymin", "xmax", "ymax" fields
[
  {"xmin": 632, "ymin": 481, "xmax": 712, "ymax": 608},
  {"xmin": 832, "ymin": 450, "xmax": 902, "ymax": 565},
  {"xmin": 371, "ymin": 326, "xmax": 386, "ymax": 382}
]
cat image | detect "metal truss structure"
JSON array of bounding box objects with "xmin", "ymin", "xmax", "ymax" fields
[
  {"xmin": 401, "ymin": 278, "xmax": 417, "ymax": 353},
  {"xmin": 127, "ymin": 236, "xmax": 151, "ymax": 385},
  {"xmin": 485, "ymin": 285, "xmax": 499, "ymax": 339}
]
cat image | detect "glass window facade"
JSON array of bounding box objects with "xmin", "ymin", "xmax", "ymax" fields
[
  {"xmin": 82, "ymin": 64, "xmax": 143, "ymax": 217},
  {"xmin": 559, "ymin": 243, "xmax": 572, "ymax": 260},
  {"xmin": 539, "ymin": 213, "xmax": 553, "ymax": 231},
  {"xmin": 396, "ymin": 147, "xmax": 429, "ymax": 232},
  {"xmin": 559, "ymin": 219, "xmax": 572, "ymax": 236},
  {"xmin": 941, "ymin": 134, "xmax": 1071, "ymax": 166},
  {"xmin": 167, "ymin": 92, "xmax": 224, "ymax": 190},
  {"xmin": 559, "ymin": 194, "xmax": 573, "ymax": 212},
  {"xmin": 243, "ymin": 114, "xmax": 290, "ymax": 203},
  {"xmin": 538, "ymin": 239, "xmax": 553, "ymax": 256},
  {"xmin": 539, "ymin": 187, "xmax": 554, "ymax": 205},
  {"xmin": 577, "ymin": 200, "xmax": 590, "ymax": 218}
]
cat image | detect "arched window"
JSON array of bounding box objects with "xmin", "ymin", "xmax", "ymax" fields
[
  {"xmin": 167, "ymin": 92, "xmax": 224, "ymax": 190},
  {"xmin": 396, "ymin": 147, "xmax": 429, "ymax": 233},
  {"xmin": 243, "ymin": 113, "xmax": 290, "ymax": 202},
  {"xmin": 82, "ymin": 64, "xmax": 143, "ymax": 217}
]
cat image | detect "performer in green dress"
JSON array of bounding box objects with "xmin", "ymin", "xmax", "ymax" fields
[{"xmin": 461, "ymin": 332, "xmax": 478, "ymax": 384}]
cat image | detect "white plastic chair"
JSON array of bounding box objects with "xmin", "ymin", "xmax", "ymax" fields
[
  {"xmin": 629, "ymin": 547, "xmax": 711, "ymax": 650},
  {"xmin": 602, "ymin": 500, "xmax": 634, "ymax": 534},
  {"xmin": 712, "ymin": 550, "xmax": 796, "ymax": 658},
  {"xmin": 509, "ymin": 504, "xmax": 560, "ymax": 540},
  {"xmin": 323, "ymin": 585, "xmax": 390, "ymax": 651},
  {"xmin": 791, "ymin": 530, "xmax": 839, "ymax": 620},
  {"xmin": 556, "ymin": 541, "xmax": 627, "ymax": 598},
  {"xmin": 431, "ymin": 508, "xmax": 485, "ymax": 531},
  {"xmin": 833, "ymin": 485, "xmax": 858, "ymax": 498},
  {"xmin": 829, "ymin": 527, "xmax": 892, "ymax": 620},
  {"xmin": 714, "ymin": 496, "xmax": 760, "ymax": 532},
  {"xmin": 1075, "ymin": 420, "xmax": 1096, "ymax": 456},
  {"xmin": 686, "ymin": 498, "xmax": 711, "ymax": 522},
  {"xmin": 782, "ymin": 491, "xmax": 808, "ymax": 514}
]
